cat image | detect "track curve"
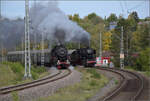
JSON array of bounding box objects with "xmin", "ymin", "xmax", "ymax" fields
[
  {"xmin": 0, "ymin": 69, "xmax": 71, "ymax": 95},
  {"xmin": 97, "ymin": 67, "xmax": 145, "ymax": 101}
]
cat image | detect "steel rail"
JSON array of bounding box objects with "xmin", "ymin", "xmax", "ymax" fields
[
  {"xmin": 97, "ymin": 67, "xmax": 144, "ymax": 101},
  {"xmin": 0, "ymin": 70, "xmax": 61, "ymax": 91},
  {"xmin": 97, "ymin": 68, "xmax": 126, "ymax": 101},
  {"xmin": 115, "ymin": 69, "xmax": 144, "ymax": 101},
  {"xmin": 0, "ymin": 69, "xmax": 71, "ymax": 95}
]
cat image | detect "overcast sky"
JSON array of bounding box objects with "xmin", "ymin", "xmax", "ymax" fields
[{"xmin": 1, "ymin": 0, "xmax": 149, "ymax": 19}]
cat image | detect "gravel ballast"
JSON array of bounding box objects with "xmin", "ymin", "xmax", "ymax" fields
[{"xmin": 0, "ymin": 69, "xmax": 82, "ymax": 101}]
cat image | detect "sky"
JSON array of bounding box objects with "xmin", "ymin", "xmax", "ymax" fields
[{"xmin": 1, "ymin": 0, "xmax": 149, "ymax": 19}]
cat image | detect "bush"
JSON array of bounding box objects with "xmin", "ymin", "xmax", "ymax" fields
[
  {"xmin": 2, "ymin": 62, "xmax": 46, "ymax": 80},
  {"xmin": 135, "ymin": 48, "xmax": 150, "ymax": 71},
  {"xmin": 11, "ymin": 63, "xmax": 24, "ymax": 74},
  {"xmin": 31, "ymin": 71, "xmax": 39, "ymax": 80},
  {"xmin": 89, "ymin": 80, "xmax": 98, "ymax": 86},
  {"xmin": 2, "ymin": 62, "xmax": 24, "ymax": 81},
  {"xmin": 31, "ymin": 66, "xmax": 46, "ymax": 74},
  {"xmin": 86, "ymin": 69, "xmax": 101, "ymax": 79},
  {"xmin": 145, "ymin": 71, "xmax": 150, "ymax": 77}
]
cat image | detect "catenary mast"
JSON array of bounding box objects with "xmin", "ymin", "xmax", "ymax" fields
[{"xmin": 24, "ymin": 0, "xmax": 31, "ymax": 78}]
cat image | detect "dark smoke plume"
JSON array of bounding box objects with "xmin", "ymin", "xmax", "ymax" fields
[
  {"xmin": 0, "ymin": 18, "xmax": 24, "ymax": 50},
  {"xmin": 30, "ymin": 1, "xmax": 90, "ymax": 46},
  {"xmin": 0, "ymin": 1, "xmax": 90, "ymax": 50}
]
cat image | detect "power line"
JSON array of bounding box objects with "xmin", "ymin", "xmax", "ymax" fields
[
  {"xmin": 124, "ymin": 0, "xmax": 128, "ymax": 10},
  {"xmin": 120, "ymin": 1, "xmax": 124, "ymax": 14},
  {"xmin": 127, "ymin": 1, "xmax": 145, "ymax": 12},
  {"xmin": 123, "ymin": 0, "xmax": 129, "ymax": 15}
]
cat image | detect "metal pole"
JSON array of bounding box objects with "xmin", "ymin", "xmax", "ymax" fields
[
  {"xmin": 149, "ymin": 0, "xmax": 150, "ymax": 17},
  {"xmin": 148, "ymin": 0, "xmax": 150, "ymax": 45},
  {"xmin": 120, "ymin": 26, "xmax": 124, "ymax": 69},
  {"xmin": 41, "ymin": 31, "xmax": 44, "ymax": 66},
  {"xmin": 99, "ymin": 32, "xmax": 102, "ymax": 57},
  {"xmin": 28, "ymin": 29, "xmax": 31, "ymax": 77},
  {"xmin": 89, "ymin": 40, "xmax": 90, "ymax": 47},
  {"xmin": 22, "ymin": 37, "xmax": 24, "ymax": 63},
  {"xmin": 78, "ymin": 41, "xmax": 80, "ymax": 49},
  {"xmin": 0, "ymin": 0, "xmax": 1, "ymax": 19},
  {"xmin": 34, "ymin": 0, "xmax": 37, "ymax": 65},
  {"xmin": 126, "ymin": 30, "xmax": 128, "ymax": 65},
  {"xmin": 27, "ymin": 9, "xmax": 31, "ymax": 78},
  {"xmin": 24, "ymin": 17, "xmax": 27, "ymax": 77},
  {"xmin": 1, "ymin": 43, "xmax": 3, "ymax": 63},
  {"xmin": 25, "ymin": 0, "xmax": 31, "ymax": 78},
  {"xmin": 0, "ymin": 0, "xmax": 3, "ymax": 61}
]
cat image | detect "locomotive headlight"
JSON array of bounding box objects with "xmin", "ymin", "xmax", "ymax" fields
[
  {"xmin": 67, "ymin": 60, "xmax": 70, "ymax": 64},
  {"xmin": 57, "ymin": 60, "xmax": 60, "ymax": 65}
]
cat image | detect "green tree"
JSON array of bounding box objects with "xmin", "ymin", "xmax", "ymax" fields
[
  {"xmin": 131, "ymin": 22, "xmax": 150, "ymax": 51},
  {"xmin": 87, "ymin": 13, "xmax": 103, "ymax": 25},
  {"xmin": 107, "ymin": 13, "xmax": 118, "ymax": 23},
  {"xmin": 136, "ymin": 48, "xmax": 150, "ymax": 71},
  {"xmin": 128, "ymin": 11, "xmax": 139, "ymax": 23},
  {"xmin": 72, "ymin": 14, "xmax": 80, "ymax": 23}
]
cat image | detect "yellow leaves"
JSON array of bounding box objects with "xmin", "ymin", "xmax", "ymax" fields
[{"xmin": 103, "ymin": 31, "xmax": 112, "ymax": 51}]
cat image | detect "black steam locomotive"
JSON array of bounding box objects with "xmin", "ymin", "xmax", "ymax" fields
[
  {"xmin": 50, "ymin": 45, "xmax": 69, "ymax": 69},
  {"xmin": 69, "ymin": 47, "xmax": 96, "ymax": 67}
]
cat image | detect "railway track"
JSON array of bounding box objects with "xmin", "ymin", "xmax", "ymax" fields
[
  {"xmin": 0, "ymin": 69, "xmax": 71, "ymax": 95},
  {"xmin": 97, "ymin": 67, "xmax": 144, "ymax": 101}
]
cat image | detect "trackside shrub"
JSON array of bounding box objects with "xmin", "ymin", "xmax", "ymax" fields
[{"xmin": 86, "ymin": 69, "xmax": 101, "ymax": 79}]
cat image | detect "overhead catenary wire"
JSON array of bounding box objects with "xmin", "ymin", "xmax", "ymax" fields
[
  {"xmin": 127, "ymin": 1, "xmax": 145, "ymax": 13},
  {"xmin": 119, "ymin": 1, "xmax": 125, "ymax": 15}
]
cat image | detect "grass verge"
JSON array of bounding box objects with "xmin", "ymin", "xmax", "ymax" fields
[
  {"xmin": 125, "ymin": 66, "xmax": 150, "ymax": 77},
  {"xmin": 142, "ymin": 71, "xmax": 150, "ymax": 77},
  {"xmin": 11, "ymin": 91, "xmax": 19, "ymax": 101},
  {"xmin": 36, "ymin": 68, "xmax": 108, "ymax": 101},
  {"xmin": 0, "ymin": 62, "xmax": 49, "ymax": 88}
]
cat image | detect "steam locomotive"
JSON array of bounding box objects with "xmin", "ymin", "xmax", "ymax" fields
[
  {"xmin": 69, "ymin": 47, "xmax": 96, "ymax": 67},
  {"xmin": 50, "ymin": 45, "xmax": 69, "ymax": 69}
]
